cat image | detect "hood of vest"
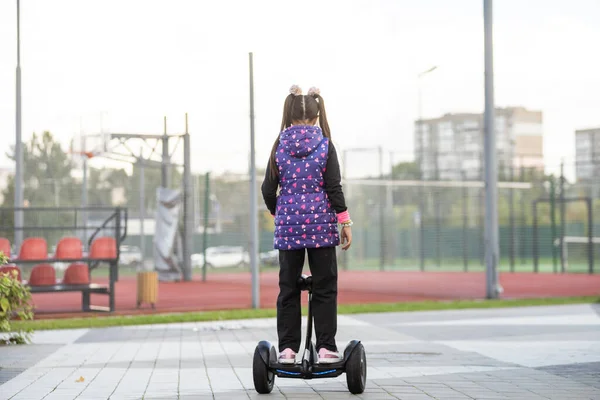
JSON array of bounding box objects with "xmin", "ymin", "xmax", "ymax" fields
[{"xmin": 279, "ymin": 125, "xmax": 324, "ymax": 158}]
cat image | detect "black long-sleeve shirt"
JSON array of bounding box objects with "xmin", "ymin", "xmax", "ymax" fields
[{"xmin": 261, "ymin": 141, "xmax": 347, "ymax": 216}]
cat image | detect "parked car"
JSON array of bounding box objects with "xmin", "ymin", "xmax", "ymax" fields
[
  {"xmin": 192, "ymin": 246, "xmax": 250, "ymax": 269},
  {"xmin": 260, "ymin": 250, "xmax": 279, "ymax": 266},
  {"xmin": 119, "ymin": 245, "xmax": 143, "ymax": 267}
]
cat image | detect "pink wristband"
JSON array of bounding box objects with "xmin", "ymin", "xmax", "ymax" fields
[{"xmin": 337, "ymin": 210, "xmax": 350, "ymax": 224}]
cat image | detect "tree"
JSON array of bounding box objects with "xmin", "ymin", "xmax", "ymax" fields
[
  {"xmin": 2, "ymin": 131, "xmax": 79, "ymax": 208},
  {"xmin": 390, "ymin": 162, "xmax": 421, "ymax": 180},
  {"xmin": 88, "ymin": 163, "xmax": 183, "ymax": 212},
  {"xmin": 87, "ymin": 167, "xmax": 129, "ymax": 206},
  {"xmin": 1, "ymin": 132, "xmax": 80, "ymax": 243}
]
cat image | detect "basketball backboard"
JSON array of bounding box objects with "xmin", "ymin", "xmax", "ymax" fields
[{"xmin": 70, "ymin": 112, "xmax": 112, "ymax": 160}]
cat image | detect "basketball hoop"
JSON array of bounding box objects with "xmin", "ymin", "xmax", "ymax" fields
[{"xmin": 69, "ymin": 150, "xmax": 97, "ymax": 159}]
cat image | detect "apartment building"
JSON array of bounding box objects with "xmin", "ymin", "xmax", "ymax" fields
[{"xmin": 414, "ymin": 107, "xmax": 544, "ymax": 180}]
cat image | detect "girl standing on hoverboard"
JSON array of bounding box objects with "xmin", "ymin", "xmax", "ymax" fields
[{"xmin": 261, "ymin": 85, "xmax": 353, "ymax": 365}]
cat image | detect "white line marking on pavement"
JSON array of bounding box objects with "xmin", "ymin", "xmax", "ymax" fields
[
  {"xmin": 437, "ymin": 340, "xmax": 600, "ymax": 367},
  {"xmin": 395, "ymin": 314, "xmax": 600, "ymax": 326}
]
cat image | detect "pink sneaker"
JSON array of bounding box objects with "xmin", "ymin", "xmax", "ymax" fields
[
  {"xmin": 318, "ymin": 348, "xmax": 342, "ymax": 364},
  {"xmin": 278, "ymin": 348, "xmax": 296, "ymax": 364}
]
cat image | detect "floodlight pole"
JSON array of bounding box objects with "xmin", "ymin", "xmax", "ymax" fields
[
  {"xmin": 417, "ymin": 65, "xmax": 437, "ymax": 272},
  {"xmin": 14, "ymin": 0, "xmax": 24, "ymax": 248},
  {"xmin": 139, "ymin": 147, "xmax": 145, "ymax": 264},
  {"xmin": 249, "ymin": 52, "xmax": 260, "ymax": 309},
  {"xmin": 162, "ymin": 117, "xmax": 169, "ymax": 188},
  {"xmin": 483, "ymin": 0, "xmax": 500, "ymax": 299}
]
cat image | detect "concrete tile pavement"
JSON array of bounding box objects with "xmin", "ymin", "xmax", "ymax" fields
[{"xmin": 1, "ymin": 304, "xmax": 599, "ymax": 399}]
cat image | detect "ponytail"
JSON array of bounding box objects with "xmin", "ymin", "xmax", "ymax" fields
[
  {"xmin": 280, "ymin": 93, "xmax": 295, "ymax": 132},
  {"xmin": 313, "ymin": 94, "xmax": 331, "ymax": 140},
  {"xmin": 271, "ymin": 93, "xmax": 295, "ymax": 178}
]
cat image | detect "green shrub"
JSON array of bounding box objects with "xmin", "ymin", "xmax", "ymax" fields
[{"xmin": 0, "ymin": 251, "xmax": 34, "ymax": 345}]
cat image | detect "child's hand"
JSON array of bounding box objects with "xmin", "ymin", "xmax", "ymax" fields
[{"xmin": 341, "ymin": 226, "xmax": 352, "ymax": 250}]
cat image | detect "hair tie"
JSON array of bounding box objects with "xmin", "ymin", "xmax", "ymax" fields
[
  {"xmin": 307, "ymin": 87, "xmax": 320, "ymax": 96},
  {"xmin": 289, "ymin": 85, "xmax": 302, "ymax": 96}
]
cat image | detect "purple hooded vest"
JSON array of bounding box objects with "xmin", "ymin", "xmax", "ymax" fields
[{"xmin": 274, "ymin": 125, "xmax": 340, "ymax": 250}]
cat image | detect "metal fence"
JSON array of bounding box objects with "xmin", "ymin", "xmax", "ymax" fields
[
  {"xmin": 0, "ymin": 207, "xmax": 127, "ymax": 250},
  {"xmin": 0, "ymin": 207, "xmax": 127, "ymax": 282},
  {"xmin": 114, "ymin": 160, "xmax": 598, "ymax": 278},
  {"xmin": 158, "ymin": 160, "xmax": 598, "ymax": 276},
  {"xmin": 2, "ymin": 157, "xmax": 597, "ymax": 276},
  {"xmin": 339, "ymin": 175, "xmax": 598, "ymax": 274}
]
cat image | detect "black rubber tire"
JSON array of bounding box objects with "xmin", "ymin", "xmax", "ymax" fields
[
  {"xmin": 253, "ymin": 346, "xmax": 274, "ymax": 394},
  {"xmin": 346, "ymin": 343, "xmax": 367, "ymax": 394}
]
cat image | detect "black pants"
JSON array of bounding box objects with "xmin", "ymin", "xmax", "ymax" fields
[{"xmin": 277, "ymin": 247, "xmax": 338, "ymax": 353}]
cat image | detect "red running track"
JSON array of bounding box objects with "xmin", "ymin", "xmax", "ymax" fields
[{"xmin": 30, "ymin": 271, "xmax": 600, "ymax": 319}]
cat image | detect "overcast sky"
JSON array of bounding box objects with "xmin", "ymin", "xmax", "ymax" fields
[{"xmin": 0, "ymin": 0, "xmax": 598, "ymax": 178}]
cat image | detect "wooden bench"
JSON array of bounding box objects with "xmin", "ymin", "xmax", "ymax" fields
[{"xmin": 26, "ymin": 283, "xmax": 111, "ymax": 312}]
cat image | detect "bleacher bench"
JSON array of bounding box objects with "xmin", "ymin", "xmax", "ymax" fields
[{"xmin": 25, "ymin": 282, "xmax": 111, "ymax": 312}]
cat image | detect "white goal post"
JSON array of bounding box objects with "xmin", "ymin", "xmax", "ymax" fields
[
  {"xmin": 345, "ymin": 178, "xmax": 532, "ymax": 189},
  {"xmin": 554, "ymin": 236, "xmax": 600, "ymax": 271}
]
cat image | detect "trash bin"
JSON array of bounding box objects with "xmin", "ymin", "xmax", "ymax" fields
[{"xmin": 136, "ymin": 271, "xmax": 158, "ymax": 309}]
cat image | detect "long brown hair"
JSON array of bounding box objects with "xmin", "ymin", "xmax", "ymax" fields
[{"xmin": 269, "ymin": 90, "xmax": 331, "ymax": 178}]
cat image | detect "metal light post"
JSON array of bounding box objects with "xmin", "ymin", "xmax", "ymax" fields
[
  {"xmin": 161, "ymin": 117, "xmax": 169, "ymax": 189},
  {"xmin": 416, "ymin": 66, "xmax": 437, "ymax": 271},
  {"xmin": 15, "ymin": 0, "xmax": 24, "ymax": 247},
  {"xmin": 139, "ymin": 148, "xmax": 145, "ymax": 265},
  {"xmin": 182, "ymin": 114, "xmax": 193, "ymax": 281},
  {"xmin": 417, "ymin": 66, "xmax": 438, "ymax": 174},
  {"xmin": 483, "ymin": 0, "xmax": 500, "ymax": 299},
  {"xmin": 559, "ymin": 160, "xmax": 566, "ymax": 273},
  {"xmin": 248, "ymin": 52, "xmax": 260, "ymax": 309},
  {"xmin": 202, "ymin": 172, "xmax": 210, "ymax": 282},
  {"xmin": 417, "ymin": 66, "xmax": 438, "ymax": 134},
  {"xmin": 378, "ymin": 146, "xmax": 385, "ymax": 270}
]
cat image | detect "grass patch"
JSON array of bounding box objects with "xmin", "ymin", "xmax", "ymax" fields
[
  {"xmin": 337, "ymin": 296, "xmax": 599, "ymax": 314},
  {"xmin": 10, "ymin": 296, "xmax": 598, "ymax": 332}
]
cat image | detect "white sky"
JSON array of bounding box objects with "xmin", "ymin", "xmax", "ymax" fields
[{"xmin": 0, "ymin": 0, "xmax": 598, "ymax": 178}]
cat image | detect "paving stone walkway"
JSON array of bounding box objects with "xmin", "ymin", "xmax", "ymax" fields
[{"xmin": 1, "ymin": 304, "xmax": 599, "ymax": 399}]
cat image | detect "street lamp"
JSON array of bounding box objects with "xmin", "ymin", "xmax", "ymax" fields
[
  {"xmin": 483, "ymin": 0, "xmax": 500, "ymax": 299},
  {"xmin": 416, "ymin": 66, "xmax": 438, "ymax": 271},
  {"xmin": 417, "ymin": 65, "xmax": 438, "ymax": 177},
  {"xmin": 14, "ymin": 0, "xmax": 24, "ymax": 248}
]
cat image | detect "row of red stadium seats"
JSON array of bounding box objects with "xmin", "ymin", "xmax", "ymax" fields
[
  {"xmin": 0, "ymin": 236, "xmax": 117, "ymax": 260},
  {"xmin": 0, "ymin": 263, "xmax": 90, "ymax": 286}
]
